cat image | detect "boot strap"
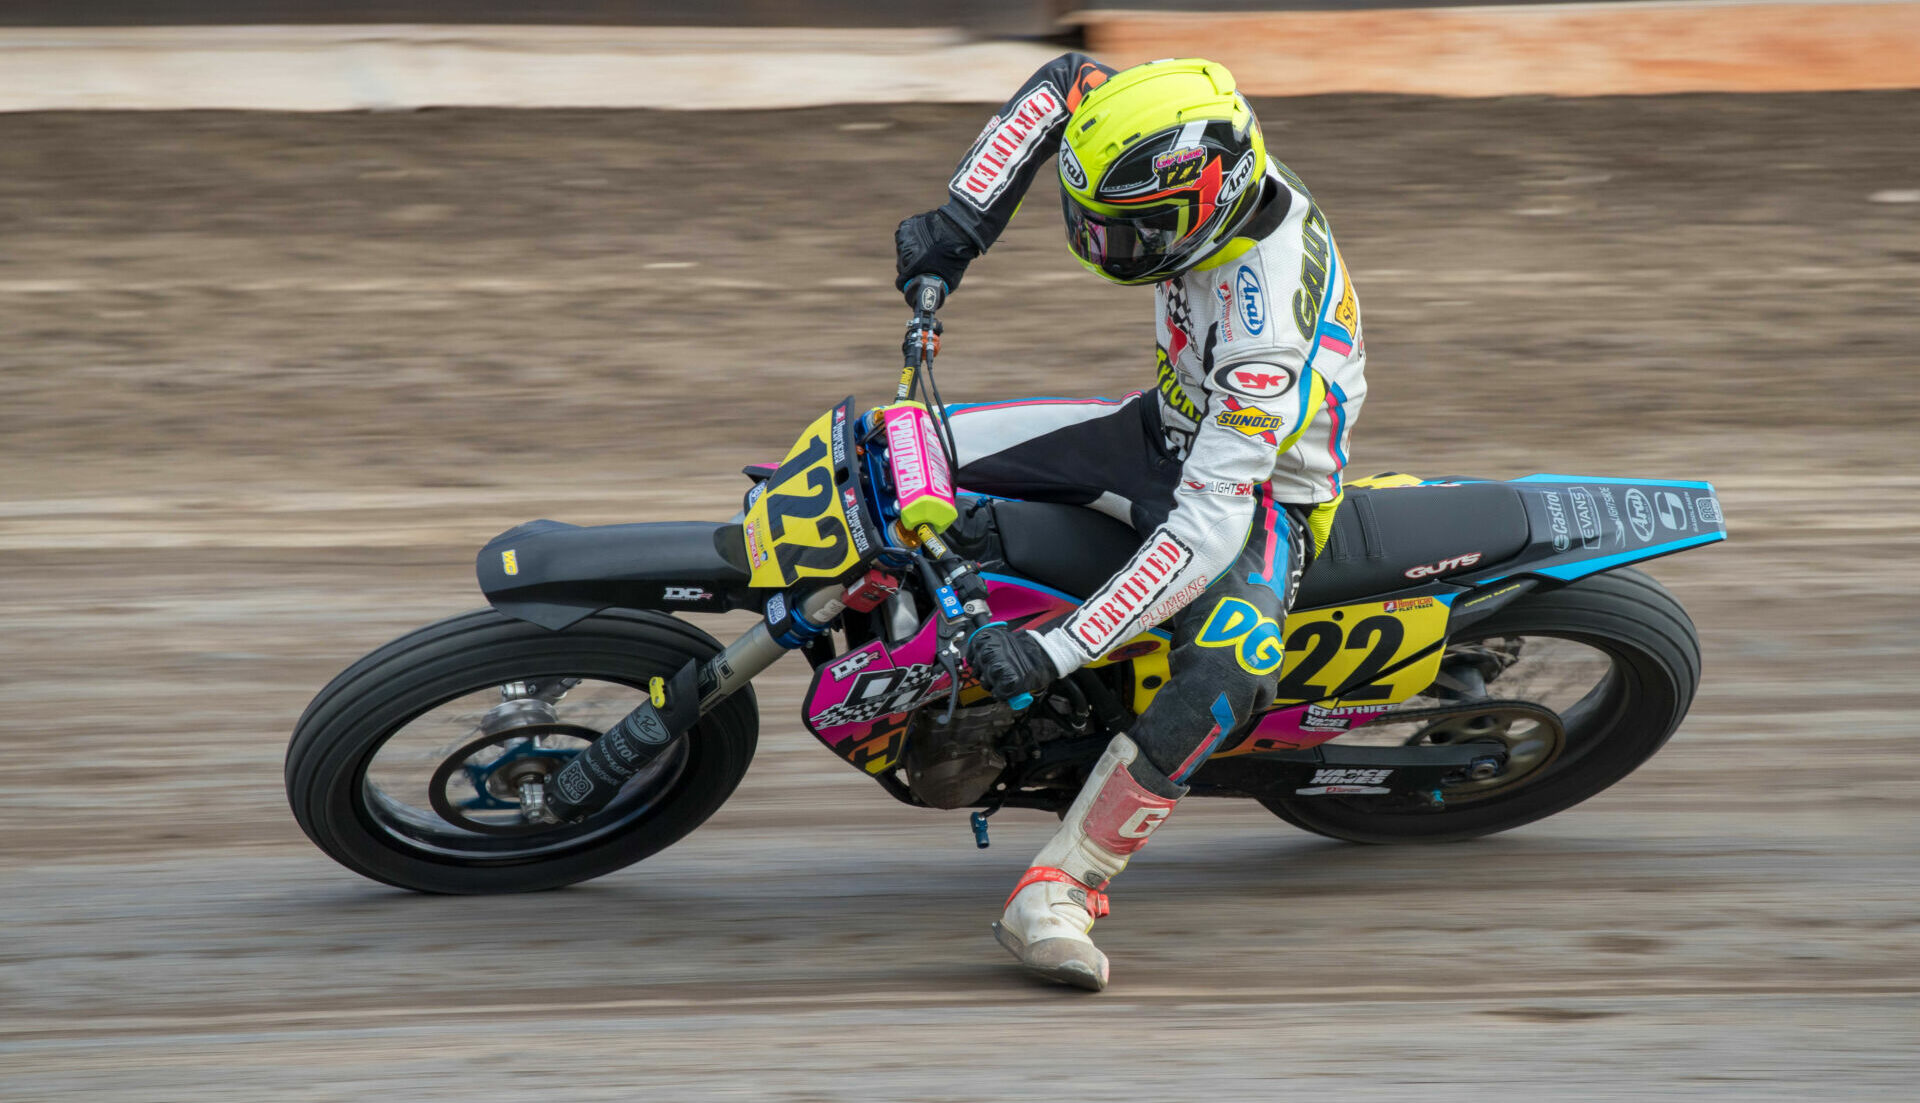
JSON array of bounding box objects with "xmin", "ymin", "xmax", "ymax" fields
[{"xmin": 1006, "ymin": 866, "xmax": 1110, "ymax": 918}]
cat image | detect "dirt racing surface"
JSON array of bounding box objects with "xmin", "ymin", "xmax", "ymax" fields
[{"xmin": 3, "ymin": 93, "xmax": 1918, "ymax": 1098}]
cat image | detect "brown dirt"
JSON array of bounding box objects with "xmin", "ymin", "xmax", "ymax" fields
[{"xmin": 1, "ymin": 94, "xmax": 1917, "ymax": 1099}]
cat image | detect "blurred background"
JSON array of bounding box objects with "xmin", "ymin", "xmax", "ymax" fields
[{"xmin": 3, "ymin": 2, "xmax": 1916, "ymax": 1099}]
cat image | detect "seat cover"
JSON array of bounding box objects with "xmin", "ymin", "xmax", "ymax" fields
[{"xmin": 990, "ymin": 483, "xmax": 1531, "ymax": 611}]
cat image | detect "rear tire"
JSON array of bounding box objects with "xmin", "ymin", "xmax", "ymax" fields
[
  {"xmin": 286, "ymin": 608, "xmax": 757, "ymax": 893},
  {"xmin": 1261, "ymin": 568, "xmax": 1699, "ymax": 844}
]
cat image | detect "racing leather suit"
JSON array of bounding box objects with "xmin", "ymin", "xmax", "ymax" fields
[{"xmin": 935, "ymin": 53, "xmax": 1369, "ymax": 782}]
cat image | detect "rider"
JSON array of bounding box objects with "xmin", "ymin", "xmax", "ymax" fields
[{"xmin": 895, "ymin": 55, "xmax": 1367, "ymax": 989}]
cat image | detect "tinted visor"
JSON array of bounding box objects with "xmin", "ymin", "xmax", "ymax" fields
[{"xmin": 1061, "ymin": 191, "xmax": 1205, "ymax": 285}]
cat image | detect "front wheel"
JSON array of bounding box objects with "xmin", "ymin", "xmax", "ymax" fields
[
  {"xmin": 1262, "ymin": 568, "xmax": 1700, "ymax": 844},
  {"xmin": 285, "ymin": 608, "xmax": 757, "ymax": 893}
]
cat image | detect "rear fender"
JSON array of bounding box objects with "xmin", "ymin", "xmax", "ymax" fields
[
  {"xmin": 1464, "ymin": 476, "xmax": 1727, "ymax": 585},
  {"xmin": 477, "ymin": 519, "xmax": 756, "ymax": 631}
]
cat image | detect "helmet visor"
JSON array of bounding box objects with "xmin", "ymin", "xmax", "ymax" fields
[{"xmin": 1061, "ymin": 191, "xmax": 1207, "ymax": 285}]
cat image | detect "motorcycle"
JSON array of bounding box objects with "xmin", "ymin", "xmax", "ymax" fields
[{"xmin": 286, "ymin": 277, "xmax": 1725, "ymax": 895}]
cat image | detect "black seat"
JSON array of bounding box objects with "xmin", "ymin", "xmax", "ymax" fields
[
  {"xmin": 1297, "ymin": 482, "xmax": 1528, "ymax": 605},
  {"xmin": 990, "ymin": 483, "xmax": 1531, "ymax": 609}
]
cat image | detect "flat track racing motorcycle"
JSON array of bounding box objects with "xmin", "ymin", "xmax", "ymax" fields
[{"xmin": 287, "ymin": 278, "xmax": 1726, "ymax": 895}]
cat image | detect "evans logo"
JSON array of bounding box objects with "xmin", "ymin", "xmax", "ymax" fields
[{"xmin": 1236, "ymin": 266, "xmax": 1265, "ymax": 336}]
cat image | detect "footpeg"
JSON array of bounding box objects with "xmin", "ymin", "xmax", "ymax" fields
[{"xmin": 545, "ymin": 660, "xmax": 700, "ymax": 821}]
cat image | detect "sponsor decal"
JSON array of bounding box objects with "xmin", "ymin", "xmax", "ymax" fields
[
  {"xmin": 1543, "ymin": 490, "xmax": 1572, "ymax": 552},
  {"xmin": 1294, "ymin": 785, "xmax": 1392, "ymax": 796},
  {"xmin": 1215, "ymin": 397, "xmax": 1288, "ymax": 444},
  {"xmin": 1624, "ymin": 488, "xmax": 1656, "ymax": 542},
  {"xmin": 1655, "ymin": 490, "xmax": 1689, "ymax": 531},
  {"xmin": 829, "ymin": 649, "xmax": 875, "ymax": 681},
  {"xmin": 1332, "ymin": 262, "xmax": 1360, "ymax": 335},
  {"xmin": 926, "ymin": 429, "xmax": 952, "ymax": 498},
  {"xmin": 1300, "ymin": 704, "xmax": 1380, "ymax": 733},
  {"xmin": 847, "ymin": 717, "xmax": 910, "ymax": 775},
  {"xmin": 662, "ymin": 586, "xmax": 712, "ymax": 603},
  {"xmin": 1310, "ymin": 768, "xmax": 1392, "ymax": 785},
  {"xmin": 1220, "ymin": 150, "xmax": 1256, "ymax": 203},
  {"xmin": 1143, "ymin": 575, "xmax": 1211, "ymax": 627},
  {"xmin": 744, "ymin": 519, "xmax": 768, "ymax": 567},
  {"xmin": 888, "ymin": 415, "xmax": 927, "ymax": 498},
  {"xmin": 830, "ymin": 404, "xmax": 847, "ymax": 470},
  {"xmin": 1382, "ymin": 596, "xmax": 1437, "ymax": 613},
  {"xmin": 1058, "ymin": 142, "xmax": 1087, "ymax": 189},
  {"xmin": 555, "ymin": 766, "xmax": 593, "ymax": 804},
  {"xmin": 500, "ymin": 549, "xmax": 518, "ymax": 577},
  {"xmin": 765, "ymin": 592, "xmax": 788, "ymax": 625},
  {"xmin": 809, "ymin": 664, "xmax": 943, "ymax": 729},
  {"xmin": 1597, "ymin": 486, "xmax": 1627, "ymax": 547},
  {"xmin": 1118, "ymin": 806, "xmax": 1172, "ymax": 839},
  {"xmin": 1569, "ymin": 487, "xmax": 1602, "ymax": 549},
  {"xmin": 1196, "ymin": 596, "xmax": 1287, "ymax": 676},
  {"xmin": 1236, "ymin": 265, "xmax": 1266, "ymax": 336},
  {"xmin": 1217, "ymin": 281, "xmax": 1236, "ymax": 343},
  {"xmin": 1065, "ymin": 61, "xmax": 1109, "ymax": 111},
  {"xmin": 1155, "ymin": 348, "xmax": 1201, "ymax": 423},
  {"xmin": 952, "ymin": 83, "xmax": 1065, "ymax": 210},
  {"xmin": 843, "ymin": 487, "xmax": 872, "ymax": 556},
  {"xmin": 1151, "ymin": 145, "xmax": 1206, "ymax": 187},
  {"xmin": 1292, "ymin": 203, "xmax": 1331, "ymax": 339},
  {"xmin": 1458, "ymin": 581, "xmax": 1525, "ymax": 610},
  {"xmin": 1183, "ymin": 479, "xmax": 1254, "ymax": 497},
  {"xmin": 1063, "ymin": 535, "xmax": 1195, "ymax": 658},
  {"xmin": 1403, "ymin": 551, "xmax": 1483, "ymax": 579},
  {"xmin": 1695, "ymin": 496, "xmax": 1723, "ymax": 525},
  {"xmin": 1213, "ymin": 362, "xmax": 1296, "ymax": 400}
]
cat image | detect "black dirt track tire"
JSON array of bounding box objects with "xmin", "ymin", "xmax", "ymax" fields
[
  {"xmin": 1261, "ymin": 568, "xmax": 1700, "ymax": 845},
  {"xmin": 285, "ymin": 608, "xmax": 757, "ymax": 894}
]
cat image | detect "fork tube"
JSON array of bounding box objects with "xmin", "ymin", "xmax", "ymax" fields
[{"xmin": 696, "ymin": 584, "xmax": 847, "ymax": 712}]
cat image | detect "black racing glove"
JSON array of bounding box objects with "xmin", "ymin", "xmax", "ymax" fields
[
  {"xmin": 895, "ymin": 206, "xmax": 981, "ymax": 298},
  {"xmin": 964, "ymin": 623, "xmax": 1057, "ymax": 704}
]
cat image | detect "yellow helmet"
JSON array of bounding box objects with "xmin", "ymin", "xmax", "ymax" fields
[{"xmin": 1058, "ymin": 58, "xmax": 1266, "ymax": 285}]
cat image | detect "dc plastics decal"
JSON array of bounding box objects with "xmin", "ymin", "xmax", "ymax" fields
[{"xmin": 1235, "ymin": 266, "xmax": 1266, "ymax": 336}]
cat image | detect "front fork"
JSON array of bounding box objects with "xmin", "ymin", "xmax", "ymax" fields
[{"xmin": 537, "ymin": 582, "xmax": 851, "ymax": 822}]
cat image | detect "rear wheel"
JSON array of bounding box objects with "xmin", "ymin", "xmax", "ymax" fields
[
  {"xmin": 286, "ymin": 608, "xmax": 757, "ymax": 893},
  {"xmin": 1261, "ymin": 568, "xmax": 1699, "ymax": 844}
]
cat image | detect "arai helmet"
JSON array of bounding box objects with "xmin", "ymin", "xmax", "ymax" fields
[{"xmin": 1059, "ymin": 58, "xmax": 1267, "ymax": 285}]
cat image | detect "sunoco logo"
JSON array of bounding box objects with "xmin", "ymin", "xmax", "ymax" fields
[
  {"xmin": 1542, "ymin": 491, "xmax": 1571, "ymax": 552},
  {"xmin": 1568, "ymin": 488, "xmax": 1601, "ymax": 549},
  {"xmin": 1625, "ymin": 489, "xmax": 1656, "ymax": 542}
]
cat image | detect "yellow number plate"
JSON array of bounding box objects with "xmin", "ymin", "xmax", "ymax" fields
[
  {"xmin": 1271, "ymin": 594, "xmax": 1451, "ymax": 706},
  {"xmin": 742, "ymin": 408, "xmax": 862, "ymax": 589}
]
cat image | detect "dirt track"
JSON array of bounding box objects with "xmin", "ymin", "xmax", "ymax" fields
[{"xmin": 3, "ymin": 94, "xmax": 1918, "ymax": 1098}]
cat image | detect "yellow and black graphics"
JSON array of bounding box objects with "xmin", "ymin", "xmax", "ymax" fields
[
  {"xmin": 742, "ymin": 398, "xmax": 876, "ymax": 589},
  {"xmin": 1154, "ymin": 592, "xmax": 1450, "ymax": 723}
]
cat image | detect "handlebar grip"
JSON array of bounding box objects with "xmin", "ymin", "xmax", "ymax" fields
[{"xmin": 906, "ymin": 274, "xmax": 947, "ymax": 314}]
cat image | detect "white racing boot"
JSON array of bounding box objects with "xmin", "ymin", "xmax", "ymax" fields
[{"xmin": 992, "ymin": 734, "xmax": 1185, "ymax": 991}]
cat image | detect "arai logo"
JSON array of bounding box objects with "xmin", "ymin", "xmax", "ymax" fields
[
  {"xmin": 1221, "ymin": 151, "xmax": 1257, "ymax": 202},
  {"xmin": 1624, "ymin": 489, "xmax": 1657, "ymax": 542},
  {"xmin": 1059, "ymin": 143, "xmax": 1087, "ymax": 190},
  {"xmin": 1236, "ymin": 266, "xmax": 1265, "ymax": 336}
]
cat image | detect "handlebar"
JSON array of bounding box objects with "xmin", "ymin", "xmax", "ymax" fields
[{"xmin": 898, "ymin": 275, "xmax": 946, "ymax": 401}]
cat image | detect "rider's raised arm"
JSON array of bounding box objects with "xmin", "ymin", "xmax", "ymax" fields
[
  {"xmin": 942, "ymin": 54, "xmax": 1114, "ymax": 251},
  {"xmin": 895, "ymin": 54, "xmax": 1114, "ymax": 294}
]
